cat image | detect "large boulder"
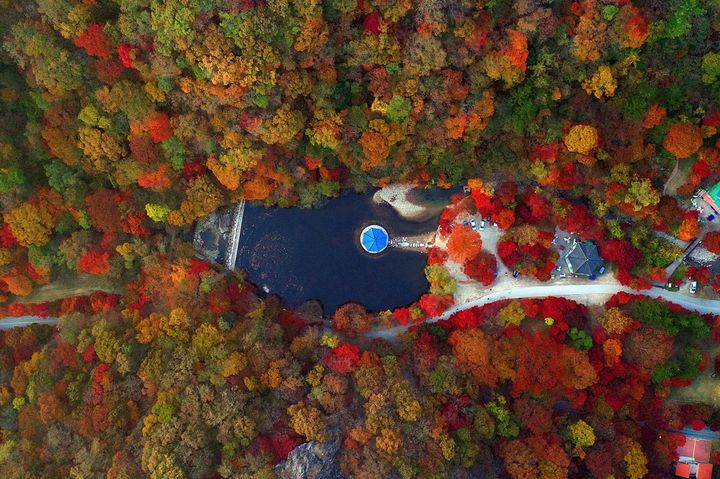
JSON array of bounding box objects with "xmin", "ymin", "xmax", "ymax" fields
[{"xmin": 275, "ymin": 425, "xmax": 342, "ymax": 479}]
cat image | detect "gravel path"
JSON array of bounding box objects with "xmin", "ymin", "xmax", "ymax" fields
[{"xmin": 366, "ymin": 284, "xmax": 720, "ymax": 339}]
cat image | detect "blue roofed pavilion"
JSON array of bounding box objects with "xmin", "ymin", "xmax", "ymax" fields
[{"xmin": 360, "ymin": 225, "xmax": 389, "ymax": 253}]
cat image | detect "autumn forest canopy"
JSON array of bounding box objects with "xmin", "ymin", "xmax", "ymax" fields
[{"xmin": 1, "ymin": 0, "xmax": 720, "ymax": 477}]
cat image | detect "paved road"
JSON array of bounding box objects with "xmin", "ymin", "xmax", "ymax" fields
[
  {"xmin": 367, "ymin": 284, "xmax": 720, "ymax": 339},
  {"xmin": 4, "ymin": 283, "xmax": 720, "ymax": 336},
  {"xmin": 0, "ymin": 316, "xmax": 58, "ymax": 330}
]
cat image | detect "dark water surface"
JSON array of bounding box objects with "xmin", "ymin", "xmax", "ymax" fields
[{"xmin": 236, "ymin": 191, "xmax": 450, "ymax": 313}]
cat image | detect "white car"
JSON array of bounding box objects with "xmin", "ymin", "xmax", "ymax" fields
[
  {"xmin": 469, "ymin": 218, "xmax": 477, "ymax": 230},
  {"xmin": 479, "ymin": 219, "xmax": 486, "ymax": 230},
  {"xmin": 690, "ymin": 281, "xmax": 698, "ymax": 294}
]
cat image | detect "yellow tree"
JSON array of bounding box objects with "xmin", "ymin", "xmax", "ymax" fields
[
  {"xmin": 624, "ymin": 178, "xmax": 660, "ymax": 212},
  {"xmin": 4, "ymin": 202, "xmax": 55, "ymax": 247},
  {"xmin": 167, "ymin": 177, "xmax": 225, "ymax": 226},
  {"xmin": 583, "ymin": 65, "xmax": 617, "ymax": 99},
  {"xmin": 566, "ymin": 420, "xmax": 595, "ymax": 448},
  {"xmin": 564, "ymin": 125, "xmax": 599, "ymax": 155},
  {"xmin": 359, "ymin": 130, "xmax": 390, "ymax": 171},
  {"xmin": 287, "ymin": 402, "xmax": 327, "ymax": 442},
  {"xmin": 624, "ymin": 438, "xmax": 648, "ymax": 479},
  {"xmin": 258, "ymin": 105, "xmax": 305, "ymax": 145},
  {"xmin": 600, "ymin": 307, "xmax": 633, "ymax": 335}
]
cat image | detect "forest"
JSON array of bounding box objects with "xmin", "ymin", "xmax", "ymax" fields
[
  {"xmin": 1, "ymin": 256, "xmax": 719, "ymax": 478},
  {"xmin": 1, "ymin": 0, "xmax": 720, "ymax": 477}
]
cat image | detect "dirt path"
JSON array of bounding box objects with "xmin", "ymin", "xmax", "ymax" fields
[
  {"xmin": 663, "ymin": 158, "xmax": 680, "ymax": 195},
  {"xmin": 14, "ymin": 275, "xmax": 120, "ymax": 305}
]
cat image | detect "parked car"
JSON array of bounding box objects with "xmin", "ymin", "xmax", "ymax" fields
[
  {"xmin": 479, "ymin": 219, "xmax": 486, "ymax": 230},
  {"xmin": 690, "ymin": 281, "xmax": 698, "ymax": 294},
  {"xmin": 559, "ymin": 273, "xmax": 567, "ymax": 278},
  {"xmin": 512, "ymin": 270, "xmax": 520, "ymax": 278},
  {"xmin": 708, "ymin": 214, "xmax": 716, "ymax": 222},
  {"xmin": 470, "ymin": 218, "xmax": 477, "ymax": 230}
]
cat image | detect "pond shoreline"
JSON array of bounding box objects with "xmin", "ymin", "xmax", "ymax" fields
[
  {"xmin": 231, "ymin": 191, "xmax": 446, "ymax": 313},
  {"xmin": 372, "ymin": 184, "xmax": 433, "ymax": 222}
]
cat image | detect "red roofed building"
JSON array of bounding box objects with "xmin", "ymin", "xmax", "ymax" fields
[
  {"xmin": 675, "ymin": 426, "xmax": 717, "ymax": 479},
  {"xmin": 675, "ymin": 461, "xmax": 713, "ymax": 479}
]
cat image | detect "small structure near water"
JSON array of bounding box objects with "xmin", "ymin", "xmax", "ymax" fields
[{"xmin": 360, "ymin": 225, "xmax": 389, "ymax": 254}]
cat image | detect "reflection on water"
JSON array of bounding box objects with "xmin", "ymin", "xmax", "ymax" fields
[{"xmin": 235, "ymin": 191, "xmax": 451, "ymax": 313}]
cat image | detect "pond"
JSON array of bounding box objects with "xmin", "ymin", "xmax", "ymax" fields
[{"xmin": 232, "ymin": 190, "xmax": 453, "ymax": 313}]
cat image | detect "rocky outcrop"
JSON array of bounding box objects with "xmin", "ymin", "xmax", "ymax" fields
[
  {"xmin": 275, "ymin": 425, "xmax": 343, "ymax": 479},
  {"xmin": 193, "ymin": 207, "xmax": 234, "ymax": 265}
]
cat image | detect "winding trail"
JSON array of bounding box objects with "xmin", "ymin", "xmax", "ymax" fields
[
  {"xmin": 3, "ymin": 284, "xmax": 720, "ymax": 335},
  {"xmin": 366, "ymin": 284, "xmax": 720, "ymax": 339}
]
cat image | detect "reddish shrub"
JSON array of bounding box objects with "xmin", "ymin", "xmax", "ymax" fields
[
  {"xmin": 145, "ymin": 112, "xmax": 173, "ymax": 143},
  {"xmin": 323, "ymin": 343, "xmax": 360, "ymax": 374},
  {"xmin": 78, "ymin": 249, "xmax": 111, "ymax": 275},
  {"xmin": 74, "ymin": 23, "xmax": 112, "ymax": 59},
  {"xmin": 463, "ymin": 251, "xmax": 496, "ymax": 285},
  {"xmin": 117, "ymin": 44, "xmax": 135, "ymax": 67},
  {"xmin": 363, "ymin": 13, "xmax": 382, "ymax": 34}
]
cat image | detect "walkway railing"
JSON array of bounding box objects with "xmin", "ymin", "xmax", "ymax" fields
[
  {"xmin": 225, "ymin": 201, "xmax": 245, "ymax": 270},
  {"xmin": 389, "ymin": 232, "xmax": 435, "ymax": 250}
]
